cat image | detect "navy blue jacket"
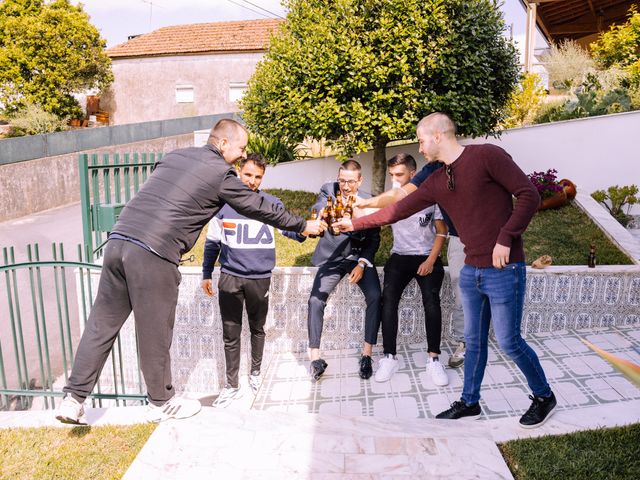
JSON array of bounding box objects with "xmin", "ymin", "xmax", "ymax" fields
[{"xmin": 202, "ymin": 191, "xmax": 303, "ymax": 279}]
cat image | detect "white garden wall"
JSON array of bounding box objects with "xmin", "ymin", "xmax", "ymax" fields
[{"xmin": 196, "ymin": 111, "xmax": 639, "ymax": 213}]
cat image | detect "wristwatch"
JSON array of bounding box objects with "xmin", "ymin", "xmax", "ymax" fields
[{"xmin": 357, "ymin": 261, "xmax": 367, "ymax": 269}]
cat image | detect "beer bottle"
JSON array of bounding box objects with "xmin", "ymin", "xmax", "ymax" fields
[
  {"xmin": 326, "ymin": 196, "xmax": 339, "ymax": 236},
  {"xmin": 318, "ymin": 207, "xmax": 327, "ymax": 237},
  {"xmin": 326, "ymin": 196, "xmax": 334, "ymax": 213},
  {"xmin": 335, "ymin": 195, "xmax": 344, "ymax": 221},
  {"xmin": 588, "ymin": 242, "xmax": 596, "ymax": 268},
  {"xmin": 344, "ymin": 195, "xmax": 354, "ymax": 219},
  {"xmin": 308, "ymin": 208, "xmax": 318, "ymax": 238},
  {"xmin": 325, "ymin": 197, "xmax": 335, "ymax": 235}
]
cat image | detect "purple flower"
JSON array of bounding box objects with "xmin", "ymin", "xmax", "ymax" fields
[{"xmin": 528, "ymin": 168, "xmax": 563, "ymax": 199}]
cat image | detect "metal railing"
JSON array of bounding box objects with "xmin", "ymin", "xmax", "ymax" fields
[
  {"xmin": 0, "ymin": 243, "xmax": 146, "ymax": 411},
  {"xmin": 79, "ymin": 153, "xmax": 160, "ymax": 260}
]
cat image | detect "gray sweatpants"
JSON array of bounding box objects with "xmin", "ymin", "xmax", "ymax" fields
[{"xmin": 63, "ymin": 239, "xmax": 181, "ymax": 406}]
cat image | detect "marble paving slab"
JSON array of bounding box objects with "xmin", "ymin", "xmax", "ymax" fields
[{"xmin": 122, "ymin": 408, "xmax": 514, "ymax": 480}]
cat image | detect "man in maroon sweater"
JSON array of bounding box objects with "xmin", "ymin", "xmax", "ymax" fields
[{"xmin": 336, "ymin": 113, "xmax": 556, "ymax": 428}]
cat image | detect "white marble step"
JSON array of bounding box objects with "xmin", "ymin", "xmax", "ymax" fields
[{"xmin": 123, "ymin": 407, "xmax": 514, "ymax": 479}]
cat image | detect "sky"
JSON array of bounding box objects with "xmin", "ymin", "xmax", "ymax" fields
[
  {"xmin": 75, "ymin": 0, "xmax": 288, "ymax": 47},
  {"xmin": 76, "ymin": 0, "xmax": 547, "ymax": 56}
]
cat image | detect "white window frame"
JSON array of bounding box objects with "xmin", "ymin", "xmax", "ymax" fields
[
  {"xmin": 229, "ymin": 82, "xmax": 248, "ymax": 103},
  {"xmin": 175, "ymin": 84, "xmax": 194, "ymax": 103}
]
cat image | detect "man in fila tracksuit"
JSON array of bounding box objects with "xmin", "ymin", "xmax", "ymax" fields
[{"xmin": 201, "ymin": 153, "xmax": 303, "ymax": 407}]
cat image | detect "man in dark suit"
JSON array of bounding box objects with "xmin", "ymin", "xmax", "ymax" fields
[{"xmin": 306, "ymin": 160, "xmax": 381, "ymax": 381}]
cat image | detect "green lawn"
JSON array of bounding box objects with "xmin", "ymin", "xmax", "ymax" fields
[
  {"xmin": 0, "ymin": 424, "xmax": 156, "ymax": 480},
  {"xmin": 184, "ymin": 189, "xmax": 632, "ymax": 267},
  {"xmin": 499, "ymin": 423, "xmax": 640, "ymax": 479}
]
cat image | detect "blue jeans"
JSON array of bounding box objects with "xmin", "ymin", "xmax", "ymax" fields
[{"xmin": 459, "ymin": 262, "xmax": 551, "ymax": 405}]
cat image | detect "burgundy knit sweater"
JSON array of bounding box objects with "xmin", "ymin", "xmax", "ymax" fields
[{"xmin": 353, "ymin": 144, "xmax": 540, "ymax": 267}]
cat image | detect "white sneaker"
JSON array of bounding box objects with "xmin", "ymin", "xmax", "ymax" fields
[
  {"xmin": 146, "ymin": 397, "xmax": 202, "ymax": 422},
  {"xmin": 375, "ymin": 354, "xmax": 399, "ymax": 382},
  {"xmin": 55, "ymin": 395, "xmax": 87, "ymax": 425},
  {"xmin": 249, "ymin": 372, "xmax": 262, "ymax": 394},
  {"xmin": 427, "ymin": 357, "xmax": 449, "ymax": 386},
  {"xmin": 212, "ymin": 386, "xmax": 243, "ymax": 408}
]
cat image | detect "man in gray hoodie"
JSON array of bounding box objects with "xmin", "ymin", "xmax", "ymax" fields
[{"xmin": 56, "ymin": 119, "xmax": 325, "ymax": 424}]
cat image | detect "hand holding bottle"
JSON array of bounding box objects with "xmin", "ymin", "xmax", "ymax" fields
[
  {"xmin": 303, "ymin": 219, "xmax": 327, "ymax": 237},
  {"xmin": 332, "ymin": 217, "xmax": 354, "ymax": 232}
]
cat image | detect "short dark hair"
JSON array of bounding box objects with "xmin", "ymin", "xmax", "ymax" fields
[
  {"xmin": 339, "ymin": 159, "xmax": 362, "ymax": 174},
  {"xmin": 239, "ymin": 152, "xmax": 267, "ymax": 172},
  {"xmin": 387, "ymin": 153, "xmax": 417, "ymax": 171}
]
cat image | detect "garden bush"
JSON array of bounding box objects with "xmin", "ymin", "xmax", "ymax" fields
[{"xmin": 9, "ymin": 102, "xmax": 68, "ymax": 135}]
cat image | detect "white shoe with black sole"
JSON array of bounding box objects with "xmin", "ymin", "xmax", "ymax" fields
[
  {"xmin": 211, "ymin": 386, "xmax": 244, "ymax": 409},
  {"xmin": 146, "ymin": 397, "xmax": 202, "ymax": 422}
]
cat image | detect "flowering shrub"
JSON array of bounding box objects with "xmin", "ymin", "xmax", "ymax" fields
[{"xmin": 528, "ymin": 169, "xmax": 564, "ymax": 199}]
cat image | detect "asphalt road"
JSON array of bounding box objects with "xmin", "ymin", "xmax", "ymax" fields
[{"xmin": 0, "ymin": 203, "xmax": 84, "ymax": 407}]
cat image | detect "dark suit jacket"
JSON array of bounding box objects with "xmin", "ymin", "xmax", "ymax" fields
[{"xmin": 310, "ymin": 182, "xmax": 381, "ymax": 267}]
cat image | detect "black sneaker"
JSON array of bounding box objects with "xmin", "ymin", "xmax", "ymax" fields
[
  {"xmin": 436, "ymin": 400, "xmax": 482, "ymax": 420},
  {"xmin": 359, "ymin": 355, "xmax": 373, "ymax": 379},
  {"xmin": 310, "ymin": 359, "xmax": 328, "ymax": 382},
  {"xmin": 519, "ymin": 392, "xmax": 557, "ymax": 429}
]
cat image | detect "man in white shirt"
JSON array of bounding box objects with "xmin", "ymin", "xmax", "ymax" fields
[{"xmin": 374, "ymin": 153, "xmax": 449, "ymax": 387}]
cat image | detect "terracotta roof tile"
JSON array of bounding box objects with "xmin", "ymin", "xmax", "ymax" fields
[{"xmin": 107, "ymin": 18, "xmax": 283, "ymax": 58}]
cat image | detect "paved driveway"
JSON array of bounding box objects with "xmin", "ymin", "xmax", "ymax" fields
[{"xmin": 0, "ymin": 203, "xmax": 83, "ymax": 406}]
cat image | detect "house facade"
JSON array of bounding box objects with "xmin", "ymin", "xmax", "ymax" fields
[{"xmin": 103, "ymin": 19, "xmax": 281, "ymax": 125}]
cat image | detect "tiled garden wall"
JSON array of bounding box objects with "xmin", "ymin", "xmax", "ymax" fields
[{"xmin": 81, "ymin": 265, "xmax": 640, "ymax": 397}]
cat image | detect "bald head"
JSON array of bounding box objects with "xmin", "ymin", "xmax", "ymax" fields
[
  {"xmin": 207, "ymin": 118, "xmax": 247, "ymax": 146},
  {"xmin": 207, "ymin": 118, "xmax": 249, "ymax": 164},
  {"xmin": 416, "ymin": 113, "xmax": 457, "ymax": 138}
]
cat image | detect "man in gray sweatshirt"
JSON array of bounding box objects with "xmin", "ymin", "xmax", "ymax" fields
[{"xmin": 56, "ymin": 119, "xmax": 325, "ymax": 424}]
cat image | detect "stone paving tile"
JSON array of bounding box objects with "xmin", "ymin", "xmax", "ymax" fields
[{"xmin": 255, "ymin": 326, "xmax": 640, "ymax": 423}]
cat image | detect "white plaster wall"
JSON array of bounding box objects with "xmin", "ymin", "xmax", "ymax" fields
[
  {"xmin": 199, "ymin": 111, "xmax": 639, "ymax": 212},
  {"xmin": 103, "ymin": 52, "xmax": 264, "ymax": 125}
]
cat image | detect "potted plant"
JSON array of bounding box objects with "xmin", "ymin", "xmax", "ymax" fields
[
  {"xmin": 528, "ymin": 169, "xmax": 568, "ymax": 210},
  {"xmin": 559, "ymin": 178, "xmax": 577, "ymax": 199}
]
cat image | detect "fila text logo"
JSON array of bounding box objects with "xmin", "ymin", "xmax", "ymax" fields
[{"xmin": 222, "ymin": 221, "xmax": 275, "ymax": 249}]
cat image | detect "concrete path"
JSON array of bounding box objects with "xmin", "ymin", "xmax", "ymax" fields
[
  {"xmin": 2, "ymin": 326, "xmax": 639, "ymax": 478},
  {"xmin": 125, "ymin": 408, "xmax": 514, "ymax": 479},
  {"xmin": 2, "ymin": 399, "xmax": 638, "ymax": 479}
]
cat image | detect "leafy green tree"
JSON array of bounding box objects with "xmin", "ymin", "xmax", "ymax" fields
[
  {"xmin": 240, "ymin": 0, "xmax": 519, "ymax": 193},
  {"xmin": 0, "ymin": 0, "xmax": 113, "ymax": 118},
  {"xmin": 591, "ymin": 7, "xmax": 640, "ymax": 87}
]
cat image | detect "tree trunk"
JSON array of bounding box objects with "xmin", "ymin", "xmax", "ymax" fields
[{"xmin": 371, "ymin": 138, "xmax": 388, "ymax": 195}]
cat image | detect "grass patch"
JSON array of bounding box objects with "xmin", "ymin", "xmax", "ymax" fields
[
  {"xmin": 498, "ymin": 424, "xmax": 640, "ymax": 479},
  {"xmin": 184, "ymin": 191, "xmax": 632, "ymax": 268},
  {"xmin": 523, "ymin": 202, "xmax": 632, "ymax": 265},
  {"xmin": 0, "ymin": 423, "xmax": 156, "ymax": 480}
]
